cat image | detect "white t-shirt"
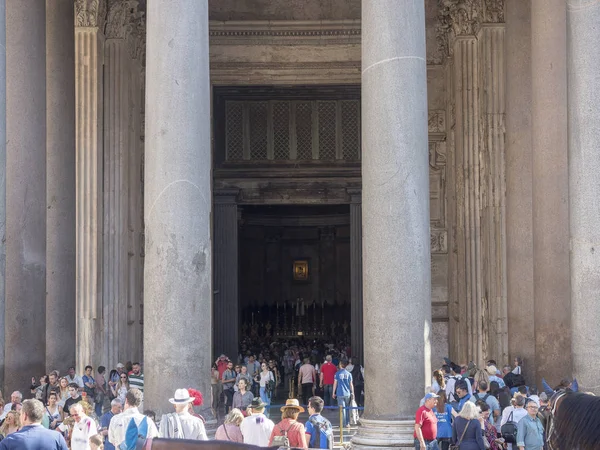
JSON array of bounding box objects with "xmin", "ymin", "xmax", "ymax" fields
[
  {"xmin": 259, "ymin": 371, "xmax": 274, "ymax": 387},
  {"xmin": 240, "ymin": 413, "xmax": 274, "ymax": 446},
  {"xmin": 109, "ymin": 407, "xmax": 160, "ymax": 447},
  {"xmin": 70, "ymin": 415, "xmax": 98, "ymax": 450}
]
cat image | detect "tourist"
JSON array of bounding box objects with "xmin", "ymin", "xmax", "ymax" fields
[
  {"xmin": 476, "ymin": 401, "xmax": 503, "ymax": 450},
  {"xmin": 232, "ymin": 365, "xmax": 242, "ymax": 392},
  {"xmin": 232, "ymin": 378, "xmax": 253, "ymax": 413},
  {"xmin": 451, "ymin": 402, "xmax": 485, "ymax": 450},
  {"xmin": 414, "ymin": 392, "xmax": 440, "ymax": 450},
  {"xmin": 82, "ymin": 366, "xmax": 97, "ymax": 406},
  {"xmin": 128, "ymin": 363, "xmax": 144, "ymax": 406},
  {"xmin": 222, "ymin": 360, "xmax": 237, "ymax": 414},
  {"xmin": 210, "ymin": 363, "xmax": 222, "ymax": 416},
  {"xmin": 516, "ymin": 400, "xmax": 544, "ymax": 450},
  {"xmin": 246, "ymin": 356, "xmax": 260, "ymax": 396},
  {"xmin": 108, "ymin": 363, "xmax": 125, "ymax": 394},
  {"xmin": 332, "ymin": 359, "xmax": 354, "ymax": 428},
  {"xmin": 469, "ymin": 381, "xmax": 500, "ymax": 424},
  {"xmin": 305, "ymin": 396, "xmax": 333, "ymax": 449},
  {"xmin": 68, "ymin": 403, "xmax": 98, "ymax": 450},
  {"xmin": 95, "ymin": 366, "xmax": 108, "ymax": 417},
  {"xmin": 268, "ymin": 360, "xmax": 281, "ymax": 397},
  {"xmin": 215, "ymin": 408, "xmax": 244, "ymax": 442},
  {"xmin": 500, "ymin": 394, "xmax": 527, "ymax": 450},
  {"xmin": 257, "ymin": 362, "xmax": 275, "ymax": 415},
  {"xmin": 45, "ymin": 392, "xmax": 63, "ymax": 431},
  {"xmin": 0, "ymin": 399, "xmax": 68, "ymax": 450},
  {"xmin": 268, "ymin": 399, "xmax": 307, "ymax": 448},
  {"xmin": 57, "ymin": 378, "xmax": 70, "ymax": 407},
  {"xmin": 455, "ymin": 380, "xmax": 472, "ymax": 412},
  {"xmin": 319, "ymin": 355, "xmax": 337, "ymax": 407},
  {"xmin": 237, "ymin": 365, "xmax": 253, "ymax": 392},
  {"xmin": 159, "ymin": 389, "xmax": 207, "ymax": 440},
  {"xmin": 66, "ymin": 367, "xmax": 85, "ymax": 390},
  {"xmin": 99, "ymin": 399, "xmax": 122, "ymax": 450},
  {"xmin": 30, "ymin": 375, "xmax": 50, "ymax": 404},
  {"xmin": 434, "ymin": 391, "xmax": 454, "ymax": 450},
  {"xmin": 298, "ymin": 358, "xmax": 317, "ymax": 405},
  {"xmin": 432, "ymin": 369, "xmax": 446, "ymax": 393},
  {"xmin": 111, "ymin": 373, "xmax": 129, "ymax": 406},
  {"xmin": 0, "ymin": 411, "xmax": 20, "ymax": 438},
  {"xmin": 2, "ymin": 392, "xmax": 22, "ymax": 415},
  {"xmin": 239, "ymin": 398, "xmax": 274, "ymax": 446},
  {"xmin": 486, "ymin": 366, "xmax": 505, "ymax": 388},
  {"xmin": 108, "ymin": 389, "xmax": 158, "ymax": 448},
  {"xmin": 89, "ymin": 434, "xmax": 104, "ymax": 450},
  {"xmin": 63, "ymin": 384, "xmax": 82, "ymax": 417}
]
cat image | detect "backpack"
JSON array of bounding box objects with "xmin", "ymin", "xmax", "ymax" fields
[
  {"xmin": 472, "ymin": 393, "xmax": 490, "ymax": 403},
  {"xmin": 271, "ymin": 424, "xmax": 290, "ymax": 447},
  {"xmin": 309, "ymin": 416, "xmax": 333, "ymax": 450},
  {"xmin": 161, "ymin": 412, "xmax": 184, "ymax": 439},
  {"xmin": 119, "ymin": 416, "xmax": 148, "ymax": 450},
  {"xmin": 500, "ymin": 411, "xmax": 518, "ymax": 444}
]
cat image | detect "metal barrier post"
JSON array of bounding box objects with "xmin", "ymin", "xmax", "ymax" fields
[{"xmin": 339, "ymin": 405, "xmax": 344, "ymax": 444}]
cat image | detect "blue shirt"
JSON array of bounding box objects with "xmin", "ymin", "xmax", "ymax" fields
[
  {"xmin": 100, "ymin": 411, "xmax": 116, "ymax": 450},
  {"xmin": 433, "ymin": 404, "xmax": 453, "ymax": 438},
  {"xmin": 305, "ymin": 414, "xmax": 333, "ymax": 449},
  {"xmin": 516, "ymin": 415, "xmax": 544, "ymax": 449},
  {"xmin": 334, "ymin": 369, "xmax": 353, "ymax": 397},
  {"xmin": 457, "ymin": 393, "xmax": 472, "ymax": 412},
  {"xmin": 0, "ymin": 424, "xmax": 68, "ymax": 450}
]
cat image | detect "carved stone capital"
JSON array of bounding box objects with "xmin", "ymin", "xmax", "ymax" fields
[
  {"xmin": 483, "ymin": 0, "xmax": 505, "ymax": 23},
  {"xmin": 75, "ymin": 0, "xmax": 108, "ymax": 29},
  {"xmin": 105, "ymin": 0, "xmax": 138, "ymax": 40},
  {"xmin": 431, "ymin": 229, "xmax": 448, "ymax": 254},
  {"xmin": 439, "ymin": 0, "xmax": 483, "ymax": 40}
]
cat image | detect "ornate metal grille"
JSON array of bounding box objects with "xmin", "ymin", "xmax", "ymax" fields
[
  {"xmin": 273, "ymin": 102, "xmax": 290, "ymax": 160},
  {"xmin": 295, "ymin": 102, "xmax": 313, "ymax": 160},
  {"xmin": 341, "ymin": 101, "xmax": 360, "ymax": 160},
  {"xmin": 224, "ymin": 99, "xmax": 360, "ymax": 162},
  {"xmin": 225, "ymin": 102, "xmax": 244, "ymax": 160}
]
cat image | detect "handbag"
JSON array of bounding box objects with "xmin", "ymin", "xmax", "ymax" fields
[{"xmin": 449, "ymin": 419, "xmax": 470, "ymax": 450}]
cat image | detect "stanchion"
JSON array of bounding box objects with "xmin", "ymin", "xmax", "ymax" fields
[{"xmin": 339, "ymin": 405, "xmax": 344, "ymax": 444}]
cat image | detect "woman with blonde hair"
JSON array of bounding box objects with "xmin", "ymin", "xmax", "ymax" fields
[
  {"xmin": 57, "ymin": 377, "xmax": 70, "ymax": 407},
  {"xmin": 215, "ymin": 408, "xmax": 244, "ymax": 442},
  {"xmin": 0, "ymin": 410, "xmax": 20, "ymax": 437},
  {"xmin": 268, "ymin": 399, "xmax": 307, "ymax": 448},
  {"xmin": 432, "ymin": 369, "xmax": 446, "ymax": 392},
  {"xmin": 451, "ymin": 401, "xmax": 486, "ymax": 449},
  {"xmin": 111, "ymin": 373, "xmax": 129, "ymax": 405}
]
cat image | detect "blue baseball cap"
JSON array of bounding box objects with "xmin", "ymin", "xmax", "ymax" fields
[{"xmin": 424, "ymin": 393, "xmax": 440, "ymax": 401}]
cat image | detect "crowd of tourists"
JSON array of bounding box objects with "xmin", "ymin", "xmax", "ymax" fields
[{"xmin": 414, "ymin": 357, "xmax": 578, "ymax": 450}]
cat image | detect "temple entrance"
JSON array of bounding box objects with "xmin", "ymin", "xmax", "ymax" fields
[{"xmin": 238, "ymin": 205, "xmax": 352, "ymax": 343}]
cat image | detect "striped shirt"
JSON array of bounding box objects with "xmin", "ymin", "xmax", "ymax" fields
[{"xmin": 129, "ymin": 373, "xmax": 144, "ymax": 392}]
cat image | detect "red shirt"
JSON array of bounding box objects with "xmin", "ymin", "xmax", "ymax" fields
[
  {"xmin": 320, "ymin": 362, "xmax": 337, "ymax": 385},
  {"xmin": 413, "ymin": 405, "xmax": 438, "ymax": 440}
]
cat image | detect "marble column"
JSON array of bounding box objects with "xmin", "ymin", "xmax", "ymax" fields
[
  {"xmin": 0, "ymin": 1, "xmax": 5, "ymax": 391},
  {"xmin": 75, "ymin": 1, "xmax": 106, "ymax": 372},
  {"xmin": 531, "ymin": 0, "xmax": 572, "ymax": 386},
  {"xmin": 46, "ymin": 0, "xmax": 76, "ymax": 373},
  {"xmin": 145, "ymin": 0, "xmax": 212, "ymax": 415},
  {"xmin": 5, "ymin": 1, "xmax": 46, "ymax": 393},
  {"xmin": 567, "ymin": 0, "xmax": 600, "ymax": 395},
  {"xmin": 353, "ymin": 1, "xmax": 430, "ymax": 447},
  {"xmin": 505, "ymin": 0, "xmax": 536, "ymax": 384},
  {"xmin": 213, "ymin": 190, "xmax": 239, "ymax": 361},
  {"xmin": 348, "ymin": 189, "xmax": 363, "ymax": 364}
]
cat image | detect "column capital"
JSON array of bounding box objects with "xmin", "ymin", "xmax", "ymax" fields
[
  {"xmin": 105, "ymin": 0, "xmax": 140, "ymax": 40},
  {"xmin": 214, "ymin": 188, "xmax": 239, "ymax": 204},
  {"xmin": 346, "ymin": 187, "xmax": 361, "ymax": 204},
  {"xmin": 75, "ymin": 0, "xmax": 108, "ymax": 29}
]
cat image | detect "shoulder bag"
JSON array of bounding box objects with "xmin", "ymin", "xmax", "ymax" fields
[{"xmin": 449, "ymin": 419, "xmax": 470, "ymax": 450}]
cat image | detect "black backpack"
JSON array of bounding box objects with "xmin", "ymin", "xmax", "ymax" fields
[
  {"xmin": 501, "ymin": 411, "xmax": 518, "ymax": 443},
  {"xmin": 473, "ymin": 393, "xmax": 490, "ymax": 403}
]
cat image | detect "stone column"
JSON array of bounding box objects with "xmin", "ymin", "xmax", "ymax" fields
[
  {"xmin": 348, "ymin": 189, "xmax": 363, "ymax": 364},
  {"xmin": 75, "ymin": 0, "xmax": 106, "ymax": 372},
  {"xmin": 567, "ymin": 0, "xmax": 600, "ymax": 395},
  {"xmin": 46, "ymin": 0, "xmax": 76, "ymax": 372},
  {"xmin": 505, "ymin": 0, "xmax": 536, "ymax": 384},
  {"xmin": 103, "ymin": 0, "xmax": 136, "ymax": 369},
  {"xmin": 353, "ymin": 1, "xmax": 430, "ymax": 447},
  {"xmin": 5, "ymin": 0, "xmax": 46, "ymax": 393},
  {"xmin": 145, "ymin": 0, "xmax": 212, "ymax": 415},
  {"xmin": 0, "ymin": 0, "xmax": 6, "ymax": 391},
  {"xmin": 213, "ymin": 189, "xmax": 239, "ymax": 361},
  {"xmin": 531, "ymin": 0, "xmax": 572, "ymax": 385}
]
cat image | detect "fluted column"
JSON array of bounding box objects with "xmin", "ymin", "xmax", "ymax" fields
[
  {"xmin": 46, "ymin": 0, "xmax": 76, "ymax": 373},
  {"xmin": 348, "ymin": 189, "xmax": 363, "ymax": 364},
  {"xmin": 567, "ymin": 0, "xmax": 600, "ymax": 395},
  {"xmin": 531, "ymin": 0, "xmax": 571, "ymax": 385},
  {"xmin": 213, "ymin": 190, "xmax": 239, "ymax": 361},
  {"xmin": 0, "ymin": 1, "xmax": 6, "ymax": 391},
  {"xmin": 479, "ymin": 22, "xmax": 508, "ymax": 365},
  {"xmin": 75, "ymin": 0, "xmax": 106, "ymax": 372},
  {"xmin": 145, "ymin": 0, "xmax": 211, "ymax": 414},
  {"xmin": 353, "ymin": 1, "xmax": 430, "ymax": 447},
  {"xmin": 5, "ymin": 0, "xmax": 46, "ymax": 393}
]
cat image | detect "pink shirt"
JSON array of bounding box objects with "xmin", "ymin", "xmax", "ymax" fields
[
  {"xmin": 298, "ymin": 364, "xmax": 316, "ymax": 384},
  {"xmin": 215, "ymin": 423, "xmax": 244, "ymax": 443}
]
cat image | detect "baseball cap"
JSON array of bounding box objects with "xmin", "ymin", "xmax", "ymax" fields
[{"xmin": 424, "ymin": 393, "xmax": 440, "ymax": 401}]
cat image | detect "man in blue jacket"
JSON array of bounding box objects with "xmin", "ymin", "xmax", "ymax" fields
[{"xmin": 0, "ymin": 399, "xmax": 68, "ymax": 450}]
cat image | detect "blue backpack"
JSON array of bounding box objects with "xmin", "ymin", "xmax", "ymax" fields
[{"xmin": 119, "ymin": 416, "xmax": 148, "ymax": 450}]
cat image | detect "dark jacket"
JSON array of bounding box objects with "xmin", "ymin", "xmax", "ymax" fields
[{"xmin": 452, "ymin": 417, "xmax": 486, "ymax": 450}]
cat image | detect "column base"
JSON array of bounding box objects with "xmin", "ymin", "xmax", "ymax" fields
[{"xmin": 351, "ymin": 417, "xmax": 416, "ymax": 449}]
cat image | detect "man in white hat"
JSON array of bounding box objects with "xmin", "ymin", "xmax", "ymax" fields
[
  {"xmin": 159, "ymin": 389, "xmax": 207, "ymax": 440},
  {"xmin": 240, "ymin": 397, "xmax": 274, "ymax": 446},
  {"xmin": 109, "ymin": 388, "xmax": 159, "ymax": 448}
]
